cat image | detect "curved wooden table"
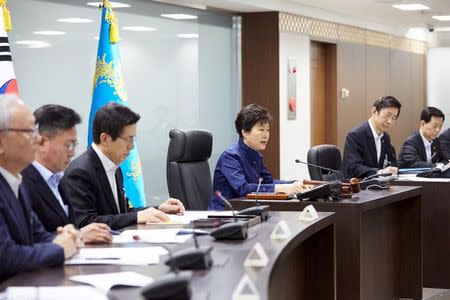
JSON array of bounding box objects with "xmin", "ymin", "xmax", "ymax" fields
[{"xmin": 1, "ymin": 211, "xmax": 336, "ymax": 300}]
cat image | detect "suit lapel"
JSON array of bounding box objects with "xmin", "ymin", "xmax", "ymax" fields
[
  {"xmin": 26, "ymin": 165, "xmax": 69, "ymax": 225},
  {"xmin": 364, "ymin": 122, "xmax": 378, "ymax": 166},
  {"xmin": 115, "ymin": 170, "xmax": 127, "ymax": 213},
  {"xmin": 88, "ymin": 147, "xmax": 120, "ymax": 214},
  {"xmin": 0, "ymin": 174, "xmax": 30, "ymax": 244},
  {"xmin": 415, "ymin": 132, "xmax": 428, "ymax": 162}
]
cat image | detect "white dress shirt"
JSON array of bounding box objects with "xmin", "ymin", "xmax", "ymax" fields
[
  {"xmin": 92, "ymin": 143, "xmax": 120, "ymax": 212},
  {"xmin": 32, "ymin": 160, "xmax": 68, "ymax": 215},
  {"xmin": 419, "ymin": 131, "xmax": 433, "ymax": 163},
  {"xmin": 0, "ymin": 166, "xmax": 22, "ymax": 198},
  {"xmin": 368, "ymin": 119, "xmax": 384, "ymax": 163}
]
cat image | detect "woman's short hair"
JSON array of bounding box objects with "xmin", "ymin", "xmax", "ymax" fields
[{"xmin": 235, "ymin": 104, "xmax": 272, "ymax": 138}]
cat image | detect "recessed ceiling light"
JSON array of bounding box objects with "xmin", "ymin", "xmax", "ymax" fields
[
  {"xmin": 86, "ymin": 2, "xmax": 130, "ymax": 8},
  {"xmin": 435, "ymin": 27, "xmax": 450, "ymax": 31},
  {"xmin": 57, "ymin": 18, "xmax": 93, "ymax": 23},
  {"xmin": 392, "ymin": 4, "xmax": 430, "ymax": 11},
  {"xmin": 15, "ymin": 40, "xmax": 51, "ymax": 48},
  {"xmin": 432, "ymin": 15, "xmax": 450, "ymax": 21},
  {"xmin": 176, "ymin": 33, "xmax": 199, "ymax": 38},
  {"xmin": 33, "ymin": 31, "xmax": 66, "ymax": 36},
  {"xmin": 122, "ymin": 26, "xmax": 157, "ymax": 32},
  {"xmin": 161, "ymin": 14, "xmax": 197, "ymax": 20}
]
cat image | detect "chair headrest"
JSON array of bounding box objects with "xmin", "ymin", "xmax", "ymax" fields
[{"xmin": 168, "ymin": 129, "xmax": 213, "ymax": 162}]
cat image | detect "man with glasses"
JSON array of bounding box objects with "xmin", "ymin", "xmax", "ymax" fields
[
  {"xmin": 398, "ymin": 107, "xmax": 449, "ymax": 170},
  {"xmin": 62, "ymin": 103, "xmax": 185, "ymax": 230},
  {"xmin": 343, "ymin": 96, "xmax": 401, "ymax": 179},
  {"xmin": 22, "ymin": 105, "xmax": 113, "ymax": 244},
  {"xmin": 0, "ymin": 94, "xmax": 79, "ymax": 282}
]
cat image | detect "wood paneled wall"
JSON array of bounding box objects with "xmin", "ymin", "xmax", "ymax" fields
[
  {"xmin": 337, "ymin": 43, "xmax": 426, "ymax": 152},
  {"xmin": 241, "ymin": 12, "xmax": 280, "ymax": 178}
]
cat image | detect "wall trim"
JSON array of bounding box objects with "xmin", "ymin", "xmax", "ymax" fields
[{"xmin": 279, "ymin": 12, "xmax": 426, "ymax": 55}]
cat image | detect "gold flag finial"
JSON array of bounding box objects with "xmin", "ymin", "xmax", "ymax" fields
[
  {"xmin": 104, "ymin": 0, "xmax": 120, "ymax": 43},
  {"xmin": 0, "ymin": 0, "xmax": 12, "ymax": 32}
]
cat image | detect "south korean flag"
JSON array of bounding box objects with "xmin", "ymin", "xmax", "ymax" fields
[{"xmin": 0, "ymin": 5, "xmax": 18, "ymax": 95}]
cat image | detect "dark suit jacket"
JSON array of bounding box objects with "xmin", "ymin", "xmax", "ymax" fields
[
  {"xmin": 343, "ymin": 121, "xmax": 397, "ymax": 179},
  {"xmin": 21, "ymin": 164, "xmax": 76, "ymax": 232},
  {"xmin": 0, "ymin": 173, "xmax": 64, "ymax": 282},
  {"xmin": 398, "ymin": 131, "xmax": 448, "ymax": 168},
  {"xmin": 61, "ymin": 146, "xmax": 143, "ymax": 230},
  {"xmin": 439, "ymin": 128, "xmax": 450, "ymax": 159}
]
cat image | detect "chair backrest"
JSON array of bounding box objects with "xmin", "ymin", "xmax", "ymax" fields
[
  {"xmin": 307, "ymin": 144, "xmax": 343, "ymax": 181},
  {"xmin": 166, "ymin": 129, "xmax": 213, "ymax": 210}
]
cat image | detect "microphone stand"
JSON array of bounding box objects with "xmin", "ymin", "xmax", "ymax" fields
[
  {"xmin": 295, "ymin": 159, "xmax": 344, "ymax": 180},
  {"xmin": 137, "ymin": 237, "xmax": 192, "ymax": 300},
  {"xmin": 237, "ymin": 177, "xmax": 270, "ymax": 221},
  {"xmin": 210, "ymin": 191, "xmax": 248, "ymax": 240}
]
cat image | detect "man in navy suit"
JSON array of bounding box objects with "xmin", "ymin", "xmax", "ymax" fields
[
  {"xmin": 0, "ymin": 94, "xmax": 79, "ymax": 282},
  {"xmin": 343, "ymin": 96, "xmax": 401, "ymax": 179},
  {"xmin": 22, "ymin": 105, "xmax": 112, "ymax": 244},
  {"xmin": 399, "ymin": 107, "xmax": 448, "ymax": 168},
  {"xmin": 439, "ymin": 128, "xmax": 450, "ymax": 159},
  {"xmin": 62, "ymin": 103, "xmax": 185, "ymax": 230}
]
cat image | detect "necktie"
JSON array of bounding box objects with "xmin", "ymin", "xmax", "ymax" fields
[{"xmin": 49, "ymin": 174, "xmax": 62, "ymax": 189}]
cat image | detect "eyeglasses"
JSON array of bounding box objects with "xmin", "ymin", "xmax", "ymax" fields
[
  {"xmin": 379, "ymin": 113, "xmax": 397, "ymax": 122},
  {"xmin": 0, "ymin": 124, "xmax": 39, "ymax": 138},
  {"xmin": 65, "ymin": 141, "xmax": 79, "ymax": 152},
  {"xmin": 117, "ymin": 135, "xmax": 136, "ymax": 145}
]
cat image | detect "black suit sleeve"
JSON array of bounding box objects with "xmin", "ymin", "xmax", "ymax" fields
[
  {"xmin": 61, "ymin": 167, "xmax": 138, "ymax": 230},
  {"xmin": 343, "ymin": 131, "xmax": 378, "ymax": 178},
  {"xmin": 398, "ymin": 138, "xmax": 434, "ymax": 168}
]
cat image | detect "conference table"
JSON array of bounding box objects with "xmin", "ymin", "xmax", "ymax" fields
[
  {"xmin": 392, "ymin": 177, "xmax": 450, "ymax": 288},
  {"xmin": 1, "ymin": 211, "xmax": 335, "ymax": 300},
  {"xmin": 231, "ymin": 185, "xmax": 423, "ymax": 300}
]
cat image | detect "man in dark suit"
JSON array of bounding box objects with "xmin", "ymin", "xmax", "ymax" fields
[
  {"xmin": 0, "ymin": 94, "xmax": 79, "ymax": 282},
  {"xmin": 22, "ymin": 105, "xmax": 112, "ymax": 243},
  {"xmin": 343, "ymin": 96, "xmax": 401, "ymax": 179},
  {"xmin": 399, "ymin": 107, "xmax": 448, "ymax": 168},
  {"xmin": 439, "ymin": 128, "xmax": 450, "ymax": 159},
  {"xmin": 62, "ymin": 103, "xmax": 185, "ymax": 230}
]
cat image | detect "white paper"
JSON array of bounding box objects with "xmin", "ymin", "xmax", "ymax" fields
[
  {"xmin": 167, "ymin": 210, "xmax": 235, "ymax": 224},
  {"xmin": 65, "ymin": 246, "xmax": 167, "ymax": 265},
  {"xmin": 69, "ymin": 271, "xmax": 153, "ymax": 293},
  {"xmin": 4, "ymin": 286, "xmax": 108, "ymax": 300},
  {"xmin": 398, "ymin": 174, "xmax": 450, "ymax": 182},
  {"xmin": 112, "ymin": 229, "xmax": 193, "ymax": 244}
]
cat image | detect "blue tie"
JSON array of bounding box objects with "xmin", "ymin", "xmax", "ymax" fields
[{"xmin": 49, "ymin": 174, "xmax": 61, "ymax": 189}]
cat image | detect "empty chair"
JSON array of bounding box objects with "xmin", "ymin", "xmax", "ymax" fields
[
  {"xmin": 166, "ymin": 129, "xmax": 213, "ymax": 210},
  {"xmin": 307, "ymin": 144, "xmax": 344, "ymax": 181}
]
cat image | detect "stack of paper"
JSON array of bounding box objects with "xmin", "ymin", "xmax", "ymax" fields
[
  {"xmin": 70, "ymin": 271, "xmax": 153, "ymax": 293},
  {"xmin": 3, "ymin": 286, "xmax": 108, "ymax": 300}
]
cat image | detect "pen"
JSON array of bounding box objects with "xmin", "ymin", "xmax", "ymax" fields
[{"xmin": 109, "ymin": 230, "xmax": 121, "ymax": 235}]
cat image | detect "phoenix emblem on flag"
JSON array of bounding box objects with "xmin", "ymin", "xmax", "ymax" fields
[{"xmin": 92, "ymin": 53, "xmax": 127, "ymax": 101}]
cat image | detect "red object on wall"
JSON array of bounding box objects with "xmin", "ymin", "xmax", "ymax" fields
[{"xmin": 288, "ymin": 98, "xmax": 296, "ymax": 112}]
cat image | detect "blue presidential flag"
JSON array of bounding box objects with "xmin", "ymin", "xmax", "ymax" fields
[
  {"xmin": 88, "ymin": 0, "xmax": 146, "ymax": 207},
  {"xmin": 0, "ymin": 1, "xmax": 18, "ymax": 95}
]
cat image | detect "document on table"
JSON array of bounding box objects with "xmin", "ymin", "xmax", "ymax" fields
[
  {"xmin": 112, "ymin": 229, "xmax": 193, "ymax": 244},
  {"xmin": 70, "ymin": 271, "xmax": 153, "ymax": 293},
  {"xmin": 3, "ymin": 286, "xmax": 108, "ymax": 300},
  {"xmin": 65, "ymin": 246, "xmax": 167, "ymax": 265},
  {"xmin": 167, "ymin": 210, "xmax": 235, "ymax": 224}
]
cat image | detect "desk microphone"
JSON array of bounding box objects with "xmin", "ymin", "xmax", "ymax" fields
[
  {"xmin": 237, "ymin": 177, "xmax": 270, "ymax": 221},
  {"xmin": 137, "ymin": 237, "xmax": 192, "ymax": 300},
  {"xmin": 164, "ymin": 221, "xmax": 213, "ymax": 270},
  {"xmin": 210, "ymin": 191, "xmax": 248, "ymax": 240},
  {"xmin": 295, "ymin": 159, "xmax": 344, "ymax": 180}
]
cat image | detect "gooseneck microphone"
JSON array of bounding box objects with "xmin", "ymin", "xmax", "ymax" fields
[
  {"xmin": 137, "ymin": 237, "xmax": 191, "ymax": 300},
  {"xmin": 210, "ymin": 191, "xmax": 248, "ymax": 240},
  {"xmin": 295, "ymin": 159, "xmax": 343, "ymax": 178},
  {"xmin": 255, "ymin": 177, "xmax": 263, "ymax": 207}
]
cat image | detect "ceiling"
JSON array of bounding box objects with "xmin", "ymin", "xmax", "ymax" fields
[{"xmin": 154, "ymin": 0, "xmax": 450, "ymax": 39}]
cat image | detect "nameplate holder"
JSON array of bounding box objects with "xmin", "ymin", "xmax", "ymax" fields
[
  {"xmin": 243, "ymin": 242, "xmax": 269, "ymax": 268},
  {"xmin": 232, "ymin": 273, "xmax": 260, "ymax": 300},
  {"xmin": 298, "ymin": 205, "xmax": 319, "ymax": 222},
  {"xmin": 270, "ymin": 220, "xmax": 291, "ymax": 240}
]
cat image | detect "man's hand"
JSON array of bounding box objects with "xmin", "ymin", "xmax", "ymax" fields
[
  {"xmin": 158, "ymin": 198, "xmax": 185, "ymax": 215},
  {"xmin": 381, "ymin": 166, "xmax": 398, "ymax": 174},
  {"xmin": 80, "ymin": 223, "xmax": 112, "ymax": 244},
  {"xmin": 137, "ymin": 207, "xmax": 169, "ymax": 224},
  {"xmin": 53, "ymin": 225, "xmax": 80, "ymax": 259}
]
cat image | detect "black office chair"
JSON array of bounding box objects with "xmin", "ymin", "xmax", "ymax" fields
[
  {"xmin": 166, "ymin": 129, "xmax": 213, "ymax": 210},
  {"xmin": 307, "ymin": 144, "xmax": 344, "ymax": 181}
]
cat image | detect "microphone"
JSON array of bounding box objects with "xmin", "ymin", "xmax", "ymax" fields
[
  {"xmin": 210, "ymin": 191, "xmax": 248, "ymax": 240},
  {"xmin": 237, "ymin": 177, "xmax": 270, "ymax": 221},
  {"xmin": 164, "ymin": 221, "xmax": 213, "ymax": 270},
  {"xmin": 135, "ymin": 236, "xmax": 191, "ymax": 300},
  {"xmin": 295, "ymin": 159, "xmax": 344, "ymax": 180}
]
